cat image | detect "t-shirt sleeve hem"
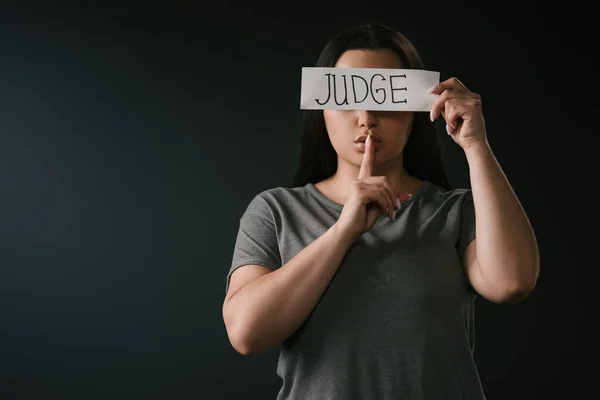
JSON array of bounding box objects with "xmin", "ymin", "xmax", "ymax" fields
[
  {"xmin": 225, "ymin": 259, "xmax": 280, "ymax": 295},
  {"xmin": 459, "ymin": 232, "xmax": 477, "ymax": 259}
]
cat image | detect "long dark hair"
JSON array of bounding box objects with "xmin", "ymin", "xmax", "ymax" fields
[{"xmin": 290, "ymin": 23, "xmax": 452, "ymax": 191}]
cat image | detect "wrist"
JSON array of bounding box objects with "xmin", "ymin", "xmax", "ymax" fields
[
  {"xmin": 330, "ymin": 222, "xmax": 359, "ymax": 248},
  {"xmin": 463, "ymin": 139, "xmax": 492, "ymax": 159}
]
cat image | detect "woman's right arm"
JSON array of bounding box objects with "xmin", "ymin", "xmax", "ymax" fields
[
  {"xmin": 222, "ymin": 222, "xmax": 356, "ymax": 356},
  {"xmin": 224, "ymin": 137, "xmax": 404, "ymax": 355}
]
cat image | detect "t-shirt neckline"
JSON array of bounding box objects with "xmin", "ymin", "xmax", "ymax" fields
[{"xmin": 306, "ymin": 179, "xmax": 432, "ymax": 212}]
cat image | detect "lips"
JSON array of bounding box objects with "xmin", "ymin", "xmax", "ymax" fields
[
  {"xmin": 354, "ymin": 134, "xmax": 382, "ymax": 144},
  {"xmin": 354, "ymin": 140, "xmax": 381, "ymax": 152}
]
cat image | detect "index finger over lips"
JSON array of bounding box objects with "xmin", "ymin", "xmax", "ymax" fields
[{"xmin": 357, "ymin": 133, "xmax": 374, "ymax": 179}]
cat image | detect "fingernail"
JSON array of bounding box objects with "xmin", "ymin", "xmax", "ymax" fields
[
  {"xmin": 427, "ymin": 85, "xmax": 436, "ymax": 93},
  {"xmin": 366, "ymin": 135, "xmax": 371, "ymax": 145},
  {"xmin": 446, "ymin": 124, "xmax": 452, "ymax": 135},
  {"xmin": 395, "ymin": 198, "xmax": 402, "ymax": 209},
  {"xmin": 430, "ymin": 110, "xmax": 434, "ymax": 122}
]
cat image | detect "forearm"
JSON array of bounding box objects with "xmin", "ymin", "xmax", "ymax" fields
[
  {"xmin": 465, "ymin": 140, "xmax": 540, "ymax": 293},
  {"xmin": 225, "ymin": 223, "xmax": 356, "ymax": 355}
]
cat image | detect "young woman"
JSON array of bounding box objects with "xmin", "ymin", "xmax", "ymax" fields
[{"xmin": 223, "ymin": 23, "xmax": 539, "ymax": 400}]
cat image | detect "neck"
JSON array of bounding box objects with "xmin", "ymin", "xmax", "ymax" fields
[{"xmin": 326, "ymin": 154, "xmax": 417, "ymax": 201}]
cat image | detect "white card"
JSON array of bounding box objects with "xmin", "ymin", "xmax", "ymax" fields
[{"xmin": 300, "ymin": 67, "xmax": 440, "ymax": 111}]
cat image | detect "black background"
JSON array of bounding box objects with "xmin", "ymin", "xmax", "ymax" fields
[{"xmin": 0, "ymin": 1, "xmax": 594, "ymax": 399}]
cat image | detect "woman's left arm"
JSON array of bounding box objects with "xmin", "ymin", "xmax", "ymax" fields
[{"xmin": 430, "ymin": 78, "xmax": 540, "ymax": 303}]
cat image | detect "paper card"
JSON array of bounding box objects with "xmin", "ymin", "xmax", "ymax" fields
[{"xmin": 300, "ymin": 67, "xmax": 440, "ymax": 111}]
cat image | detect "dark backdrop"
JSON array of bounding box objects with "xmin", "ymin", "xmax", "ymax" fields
[{"xmin": 0, "ymin": 1, "xmax": 593, "ymax": 399}]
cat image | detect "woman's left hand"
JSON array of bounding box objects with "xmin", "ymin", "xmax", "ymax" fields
[{"xmin": 429, "ymin": 77, "xmax": 487, "ymax": 150}]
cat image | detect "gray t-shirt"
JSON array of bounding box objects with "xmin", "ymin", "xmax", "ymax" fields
[{"xmin": 226, "ymin": 180, "xmax": 485, "ymax": 400}]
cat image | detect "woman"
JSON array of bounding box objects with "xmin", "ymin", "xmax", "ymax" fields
[{"xmin": 222, "ymin": 23, "xmax": 539, "ymax": 400}]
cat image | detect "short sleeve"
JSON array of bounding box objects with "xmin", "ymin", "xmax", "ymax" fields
[
  {"xmin": 226, "ymin": 194, "xmax": 282, "ymax": 296},
  {"xmin": 457, "ymin": 189, "xmax": 476, "ymax": 259}
]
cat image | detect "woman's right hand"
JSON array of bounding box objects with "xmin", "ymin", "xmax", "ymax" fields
[{"xmin": 335, "ymin": 135, "xmax": 411, "ymax": 239}]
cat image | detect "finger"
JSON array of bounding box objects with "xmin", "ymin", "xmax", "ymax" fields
[
  {"xmin": 369, "ymin": 177, "xmax": 402, "ymax": 220},
  {"xmin": 440, "ymin": 109, "xmax": 451, "ymax": 134},
  {"xmin": 444, "ymin": 100, "xmax": 461, "ymax": 133},
  {"xmin": 441, "ymin": 109, "xmax": 459, "ymax": 135},
  {"xmin": 445, "ymin": 97, "xmax": 480, "ymax": 134},
  {"xmin": 362, "ymin": 183, "xmax": 392, "ymax": 218},
  {"xmin": 432, "ymin": 90, "xmax": 475, "ymax": 125},
  {"xmin": 377, "ymin": 177, "xmax": 398, "ymax": 219},
  {"xmin": 430, "ymin": 90, "xmax": 452, "ymax": 123},
  {"xmin": 428, "ymin": 77, "xmax": 468, "ymax": 95},
  {"xmin": 391, "ymin": 189, "xmax": 414, "ymax": 215},
  {"xmin": 362, "ymin": 177, "xmax": 394, "ymax": 219},
  {"xmin": 357, "ymin": 133, "xmax": 374, "ymax": 179},
  {"xmin": 397, "ymin": 192, "xmax": 412, "ymax": 201},
  {"xmin": 371, "ymin": 189, "xmax": 392, "ymax": 218}
]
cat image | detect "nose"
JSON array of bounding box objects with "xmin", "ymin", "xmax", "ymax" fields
[{"xmin": 357, "ymin": 110, "xmax": 379, "ymax": 129}]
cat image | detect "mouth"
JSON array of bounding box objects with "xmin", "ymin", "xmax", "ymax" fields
[
  {"xmin": 354, "ymin": 134, "xmax": 382, "ymax": 152},
  {"xmin": 354, "ymin": 134, "xmax": 382, "ymax": 144},
  {"xmin": 354, "ymin": 140, "xmax": 381, "ymax": 152}
]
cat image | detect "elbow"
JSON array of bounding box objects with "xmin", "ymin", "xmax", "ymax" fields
[
  {"xmin": 493, "ymin": 253, "xmax": 540, "ymax": 304},
  {"xmin": 496, "ymin": 286, "xmax": 533, "ymax": 304},
  {"xmin": 227, "ymin": 324, "xmax": 279, "ymax": 356},
  {"xmin": 511, "ymin": 256, "xmax": 540, "ymax": 302},
  {"xmin": 230, "ymin": 335, "xmax": 255, "ymax": 356},
  {"xmin": 513, "ymin": 276, "xmax": 538, "ymax": 302},
  {"xmin": 223, "ymin": 303, "xmax": 275, "ymax": 356},
  {"xmin": 495, "ymin": 274, "xmax": 538, "ymax": 304},
  {"xmin": 225, "ymin": 321, "xmax": 256, "ymax": 356},
  {"xmin": 228, "ymin": 329, "xmax": 271, "ymax": 356},
  {"xmin": 223, "ymin": 310, "xmax": 264, "ymax": 356},
  {"xmin": 223, "ymin": 303, "xmax": 252, "ymax": 356}
]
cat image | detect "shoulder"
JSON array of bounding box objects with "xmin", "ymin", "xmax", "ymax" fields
[
  {"xmin": 242, "ymin": 185, "xmax": 310, "ymax": 217},
  {"xmin": 252, "ymin": 185, "xmax": 308, "ymax": 204},
  {"xmin": 422, "ymin": 181, "xmax": 474, "ymax": 215},
  {"xmin": 426, "ymin": 181, "xmax": 473, "ymax": 202}
]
